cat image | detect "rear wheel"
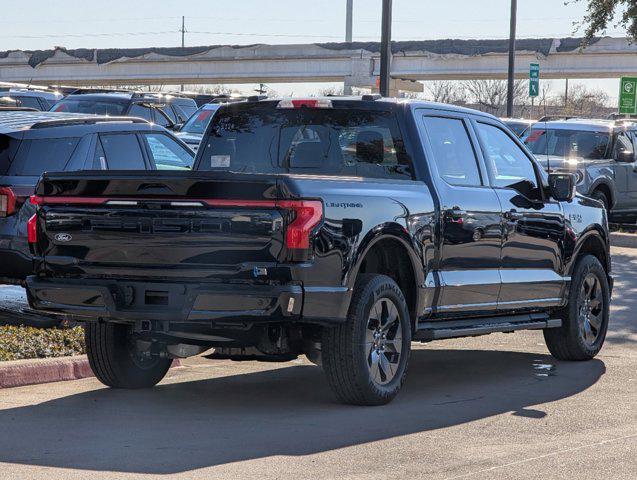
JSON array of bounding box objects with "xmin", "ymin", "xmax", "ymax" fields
[
  {"xmin": 322, "ymin": 274, "xmax": 411, "ymax": 406},
  {"xmin": 544, "ymin": 255, "xmax": 610, "ymax": 360},
  {"xmin": 85, "ymin": 322, "xmax": 171, "ymax": 388}
]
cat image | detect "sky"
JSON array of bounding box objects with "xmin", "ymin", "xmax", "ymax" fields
[{"xmin": 0, "ymin": 0, "xmax": 627, "ymax": 101}]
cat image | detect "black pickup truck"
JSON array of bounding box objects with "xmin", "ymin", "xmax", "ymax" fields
[{"xmin": 25, "ymin": 98, "xmax": 612, "ymax": 405}]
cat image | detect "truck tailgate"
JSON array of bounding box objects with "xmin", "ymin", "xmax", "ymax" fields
[{"xmin": 32, "ymin": 171, "xmax": 287, "ymax": 280}]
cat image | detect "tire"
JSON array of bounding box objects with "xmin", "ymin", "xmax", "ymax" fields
[
  {"xmin": 590, "ymin": 190, "xmax": 609, "ymax": 213},
  {"xmin": 322, "ymin": 274, "xmax": 411, "ymax": 406},
  {"xmin": 85, "ymin": 322, "xmax": 171, "ymax": 389},
  {"xmin": 544, "ymin": 255, "xmax": 610, "ymax": 361}
]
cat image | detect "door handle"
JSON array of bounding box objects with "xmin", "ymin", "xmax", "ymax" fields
[{"xmin": 504, "ymin": 209, "xmax": 523, "ymax": 221}]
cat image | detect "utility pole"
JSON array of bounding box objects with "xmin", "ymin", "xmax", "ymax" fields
[
  {"xmin": 506, "ymin": 0, "xmax": 517, "ymax": 117},
  {"xmin": 344, "ymin": 0, "xmax": 354, "ymax": 95},
  {"xmin": 180, "ymin": 16, "xmax": 186, "ymax": 92},
  {"xmin": 379, "ymin": 0, "xmax": 393, "ymax": 97}
]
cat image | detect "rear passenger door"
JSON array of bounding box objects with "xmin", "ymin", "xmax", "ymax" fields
[
  {"xmin": 419, "ymin": 111, "xmax": 503, "ymax": 316},
  {"xmin": 473, "ymin": 120, "xmax": 566, "ymax": 310}
]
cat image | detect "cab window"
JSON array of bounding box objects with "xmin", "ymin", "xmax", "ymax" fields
[
  {"xmin": 422, "ymin": 116, "xmax": 482, "ymax": 187},
  {"xmin": 476, "ymin": 122, "xmax": 538, "ymax": 190}
]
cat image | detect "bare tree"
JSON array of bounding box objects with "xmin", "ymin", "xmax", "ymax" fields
[
  {"xmin": 554, "ymin": 84, "xmax": 611, "ymax": 117},
  {"xmin": 425, "ymin": 81, "xmax": 467, "ymax": 104},
  {"xmin": 317, "ymin": 86, "xmax": 367, "ymax": 97},
  {"xmin": 463, "ymin": 79, "xmax": 526, "ymax": 116}
]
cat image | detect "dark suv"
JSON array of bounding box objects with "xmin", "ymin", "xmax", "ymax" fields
[
  {"xmin": 0, "ymin": 111, "xmax": 194, "ymax": 284},
  {"xmin": 51, "ymin": 92, "xmax": 198, "ymax": 130}
]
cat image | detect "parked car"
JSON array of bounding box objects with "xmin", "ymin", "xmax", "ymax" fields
[
  {"xmin": 26, "ymin": 98, "xmax": 611, "ymax": 405},
  {"xmin": 524, "ymin": 118, "xmax": 637, "ymax": 221},
  {"xmin": 175, "ymin": 103, "xmax": 221, "ymax": 151},
  {"xmin": 501, "ymin": 118, "xmax": 535, "ymax": 137},
  {"xmin": 51, "ymin": 92, "xmax": 198, "ymax": 129},
  {"xmin": 0, "ymin": 111, "xmax": 194, "ymax": 284},
  {"xmin": 0, "ymin": 88, "xmax": 63, "ymax": 111}
]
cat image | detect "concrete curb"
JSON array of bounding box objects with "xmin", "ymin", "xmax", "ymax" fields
[
  {"xmin": 610, "ymin": 232, "xmax": 637, "ymax": 249},
  {"xmin": 0, "ymin": 356, "xmax": 181, "ymax": 389}
]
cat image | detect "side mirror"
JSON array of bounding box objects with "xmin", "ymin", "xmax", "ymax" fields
[
  {"xmin": 548, "ymin": 173, "xmax": 575, "ymax": 202},
  {"xmin": 615, "ymin": 149, "xmax": 635, "ymax": 163},
  {"xmin": 172, "ymin": 122, "xmax": 184, "ymax": 132}
]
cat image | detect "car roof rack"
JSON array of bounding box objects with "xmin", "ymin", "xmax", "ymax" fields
[
  {"xmin": 361, "ymin": 94, "xmax": 382, "ymax": 101},
  {"xmin": 30, "ymin": 116, "xmax": 148, "ymax": 129}
]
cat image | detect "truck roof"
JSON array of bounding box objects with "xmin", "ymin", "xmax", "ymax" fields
[{"xmin": 218, "ymin": 96, "xmax": 500, "ymax": 122}]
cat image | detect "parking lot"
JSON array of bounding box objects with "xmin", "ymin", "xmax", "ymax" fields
[{"xmin": 0, "ymin": 245, "xmax": 633, "ymax": 480}]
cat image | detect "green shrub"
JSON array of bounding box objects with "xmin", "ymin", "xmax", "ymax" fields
[{"xmin": 0, "ymin": 325, "xmax": 85, "ymax": 361}]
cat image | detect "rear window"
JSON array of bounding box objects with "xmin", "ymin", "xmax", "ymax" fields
[
  {"xmin": 51, "ymin": 99, "xmax": 127, "ymax": 116},
  {"xmin": 182, "ymin": 106, "xmax": 218, "ymax": 134},
  {"xmin": 197, "ymin": 105, "xmax": 413, "ymax": 179},
  {"xmin": 7, "ymin": 137, "xmax": 80, "ymax": 176}
]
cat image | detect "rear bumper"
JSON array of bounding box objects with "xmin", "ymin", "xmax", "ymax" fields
[{"xmin": 25, "ymin": 277, "xmax": 351, "ymax": 325}]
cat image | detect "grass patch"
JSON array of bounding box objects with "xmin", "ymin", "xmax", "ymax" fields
[{"xmin": 0, "ymin": 325, "xmax": 85, "ymax": 361}]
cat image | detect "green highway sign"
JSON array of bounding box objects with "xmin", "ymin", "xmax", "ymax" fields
[
  {"xmin": 529, "ymin": 63, "xmax": 540, "ymax": 98},
  {"xmin": 619, "ymin": 77, "xmax": 637, "ymax": 115}
]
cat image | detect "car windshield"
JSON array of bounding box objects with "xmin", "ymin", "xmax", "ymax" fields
[
  {"xmin": 524, "ymin": 128, "xmax": 611, "ymax": 160},
  {"xmin": 181, "ymin": 106, "xmax": 219, "ymax": 134},
  {"xmin": 51, "ymin": 99, "xmax": 127, "ymax": 116}
]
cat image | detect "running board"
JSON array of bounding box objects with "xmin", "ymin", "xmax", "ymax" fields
[{"xmin": 414, "ymin": 313, "xmax": 562, "ymax": 341}]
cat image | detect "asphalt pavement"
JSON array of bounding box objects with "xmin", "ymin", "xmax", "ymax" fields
[{"xmin": 0, "ymin": 247, "xmax": 635, "ymax": 479}]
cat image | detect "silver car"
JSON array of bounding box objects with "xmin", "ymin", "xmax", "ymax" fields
[{"xmin": 525, "ymin": 118, "xmax": 637, "ymax": 221}]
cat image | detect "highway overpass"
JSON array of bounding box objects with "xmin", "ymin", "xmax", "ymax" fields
[{"xmin": 0, "ymin": 37, "xmax": 635, "ymax": 90}]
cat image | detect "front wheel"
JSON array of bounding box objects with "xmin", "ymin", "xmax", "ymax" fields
[
  {"xmin": 544, "ymin": 255, "xmax": 610, "ymax": 360},
  {"xmin": 85, "ymin": 322, "xmax": 172, "ymax": 388},
  {"xmin": 322, "ymin": 274, "xmax": 411, "ymax": 406}
]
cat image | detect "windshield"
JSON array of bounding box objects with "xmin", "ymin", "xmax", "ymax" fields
[
  {"xmin": 51, "ymin": 98, "xmax": 127, "ymax": 116},
  {"xmin": 197, "ymin": 105, "xmax": 412, "ymax": 179},
  {"xmin": 181, "ymin": 106, "xmax": 219, "ymax": 134},
  {"xmin": 524, "ymin": 128, "xmax": 611, "ymax": 160}
]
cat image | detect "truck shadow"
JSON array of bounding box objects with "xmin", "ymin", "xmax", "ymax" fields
[{"xmin": 0, "ymin": 348, "xmax": 604, "ymax": 474}]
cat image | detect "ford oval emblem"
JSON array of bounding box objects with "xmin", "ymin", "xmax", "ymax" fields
[{"xmin": 54, "ymin": 233, "xmax": 72, "ymax": 242}]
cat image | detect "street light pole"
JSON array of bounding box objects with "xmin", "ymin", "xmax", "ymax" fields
[
  {"xmin": 344, "ymin": 0, "xmax": 354, "ymax": 95},
  {"xmin": 380, "ymin": 0, "xmax": 393, "ymax": 97},
  {"xmin": 506, "ymin": 0, "xmax": 517, "ymax": 117}
]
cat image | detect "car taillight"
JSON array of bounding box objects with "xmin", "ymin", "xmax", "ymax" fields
[
  {"xmin": 277, "ymin": 99, "xmax": 333, "ymax": 109},
  {"xmin": 278, "ymin": 200, "xmax": 323, "ymax": 250},
  {"xmin": 0, "ymin": 187, "xmax": 17, "ymax": 217},
  {"xmin": 27, "ymin": 214, "xmax": 38, "ymax": 244}
]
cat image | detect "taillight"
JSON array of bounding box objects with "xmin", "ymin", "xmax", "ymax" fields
[
  {"xmin": 278, "ymin": 200, "xmax": 323, "ymax": 250},
  {"xmin": 277, "ymin": 99, "xmax": 333, "ymax": 109},
  {"xmin": 0, "ymin": 187, "xmax": 17, "ymax": 217},
  {"xmin": 27, "ymin": 214, "xmax": 38, "ymax": 244}
]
